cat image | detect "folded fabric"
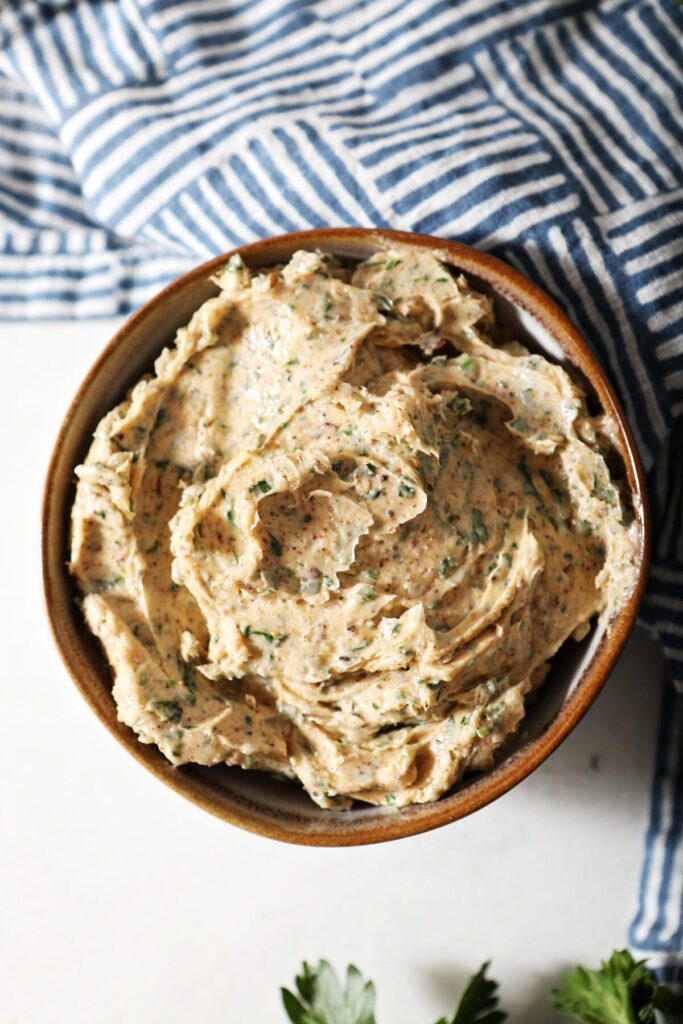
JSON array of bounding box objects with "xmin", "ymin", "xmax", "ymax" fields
[{"xmin": 1, "ymin": 0, "xmax": 681, "ymax": 979}]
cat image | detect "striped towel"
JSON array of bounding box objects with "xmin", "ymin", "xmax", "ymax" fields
[{"xmin": 2, "ymin": 0, "xmax": 681, "ymax": 979}]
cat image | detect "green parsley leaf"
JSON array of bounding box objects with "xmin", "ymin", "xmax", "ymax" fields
[
  {"xmin": 517, "ymin": 458, "xmax": 539, "ymax": 499},
  {"xmin": 282, "ymin": 961, "xmax": 376, "ymax": 1024},
  {"xmin": 249, "ymin": 479, "xmax": 273, "ymax": 495},
  {"xmin": 552, "ymin": 949, "xmax": 677, "ymax": 1024},
  {"xmin": 225, "ymin": 253, "xmax": 244, "ymax": 272},
  {"xmin": 242, "ymin": 624, "xmax": 287, "ymax": 645},
  {"xmin": 471, "ymin": 509, "xmax": 489, "ymax": 545},
  {"xmin": 590, "ymin": 474, "xmax": 616, "ymax": 505},
  {"xmin": 147, "ymin": 699, "xmax": 183, "ymax": 724},
  {"xmin": 540, "ymin": 469, "xmax": 566, "ymax": 503},
  {"xmin": 435, "ymin": 962, "xmax": 507, "ymax": 1024},
  {"xmin": 509, "ymin": 418, "xmax": 530, "ymax": 434}
]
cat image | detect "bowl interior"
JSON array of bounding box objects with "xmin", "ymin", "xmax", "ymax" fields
[{"xmin": 43, "ymin": 229, "xmax": 647, "ymax": 845}]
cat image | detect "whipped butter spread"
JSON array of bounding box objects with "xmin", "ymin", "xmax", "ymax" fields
[{"xmin": 70, "ymin": 247, "xmax": 638, "ymax": 809}]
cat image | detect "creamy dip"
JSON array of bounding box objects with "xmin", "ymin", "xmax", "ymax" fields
[{"xmin": 70, "ymin": 247, "xmax": 639, "ymax": 809}]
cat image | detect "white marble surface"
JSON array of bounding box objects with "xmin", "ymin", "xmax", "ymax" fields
[{"xmin": 0, "ymin": 319, "xmax": 664, "ymax": 1023}]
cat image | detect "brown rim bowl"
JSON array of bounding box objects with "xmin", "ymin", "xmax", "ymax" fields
[{"xmin": 42, "ymin": 228, "xmax": 650, "ymax": 846}]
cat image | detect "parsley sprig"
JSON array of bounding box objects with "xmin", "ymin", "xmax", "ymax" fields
[
  {"xmin": 282, "ymin": 961, "xmax": 376, "ymax": 1024},
  {"xmin": 552, "ymin": 949, "xmax": 678, "ymax": 1023},
  {"xmin": 436, "ymin": 962, "xmax": 506, "ymax": 1024},
  {"xmin": 282, "ymin": 961, "xmax": 505, "ymax": 1024},
  {"xmin": 281, "ymin": 952, "xmax": 679, "ymax": 1023}
]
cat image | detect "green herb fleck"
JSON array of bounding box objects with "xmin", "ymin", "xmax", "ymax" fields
[
  {"xmin": 439, "ymin": 556, "xmax": 455, "ymax": 577},
  {"xmin": 541, "ymin": 469, "xmax": 566, "ymax": 503},
  {"xmin": 591, "ymin": 474, "xmax": 615, "ymax": 505},
  {"xmin": 149, "ymin": 700, "xmax": 183, "ymax": 724},
  {"xmin": 552, "ymin": 948, "xmax": 676, "ymax": 1024},
  {"xmin": 269, "ymin": 534, "xmax": 283, "ymax": 557},
  {"xmin": 154, "ymin": 406, "xmax": 169, "ymax": 429},
  {"xmin": 242, "ymin": 625, "xmax": 287, "ymax": 646},
  {"xmin": 510, "ymin": 418, "xmax": 531, "ymax": 433},
  {"xmin": 471, "ymin": 508, "xmax": 489, "ymax": 545},
  {"xmin": 518, "ymin": 458, "xmax": 539, "ymax": 498},
  {"xmin": 225, "ymin": 253, "xmax": 244, "ymax": 272},
  {"xmin": 447, "ymin": 396, "xmax": 468, "ymax": 416},
  {"xmin": 249, "ymin": 479, "xmax": 272, "ymax": 495}
]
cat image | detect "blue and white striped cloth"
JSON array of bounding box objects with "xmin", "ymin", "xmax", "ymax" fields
[{"xmin": 2, "ymin": 0, "xmax": 681, "ymax": 981}]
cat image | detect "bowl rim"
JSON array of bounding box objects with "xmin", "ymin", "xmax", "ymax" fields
[{"xmin": 42, "ymin": 226, "xmax": 650, "ymax": 846}]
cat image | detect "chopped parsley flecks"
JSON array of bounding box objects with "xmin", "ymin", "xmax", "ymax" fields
[
  {"xmin": 242, "ymin": 625, "xmax": 287, "ymax": 646},
  {"xmin": 591, "ymin": 474, "xmax": 615, "ymax": 505},
  {"xmin": 153, "ymin": 406, "xmax": 169, "ymax": 429},
  {"xmin": 225, "ymin": 253, "xmax": 244, "ymax": 272},
  {"xmin": 249, "ymin": 479, "xmax": 273, "ymax": 495},
  {"xmin": 269, "ymin": 533, "xmax": 283, "ymax": 557},
  {"xmin": 148, "ymin": 700, "xmax": 183, "ymax": 724},
  {"xmin": 510, "ymin": 418, "xmax": 531, "ymax": 434},
  {"xmin": 446, "ymin": 397, "xmax": 468, "ymax": 416},
  {"xmin": 518, "ymin": 458, "xmax": 539, "ymax": 499},
  {"xmin": 91, "ymin": 573, "xmax": 125, "ymax": 592},
  {"xmin": 540, "ymin": 469, "xmax": 566, "ymax": 503},
  {"xmin": 471, "ymin": 509, "xmax": 489, "ymax": 545}
]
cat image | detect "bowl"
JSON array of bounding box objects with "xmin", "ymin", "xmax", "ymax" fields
[{"xmin": 42, "ymin": 227, "xmax": 649, "ymax": 846}]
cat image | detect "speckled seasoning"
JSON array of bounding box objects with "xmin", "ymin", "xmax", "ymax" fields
[{"xmin": 70, "ymin": 248, "xmax": 639, "ymax": 809}]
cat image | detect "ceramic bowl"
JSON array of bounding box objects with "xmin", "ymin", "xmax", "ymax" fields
[{"xmin": 42, "ymin": 228, "xmax": 649, "ymax": 846}]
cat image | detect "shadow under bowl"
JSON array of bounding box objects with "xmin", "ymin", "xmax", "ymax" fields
[{"xmin": 42, "ymin": 228, "xmax": 649, "ymax": 846}]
